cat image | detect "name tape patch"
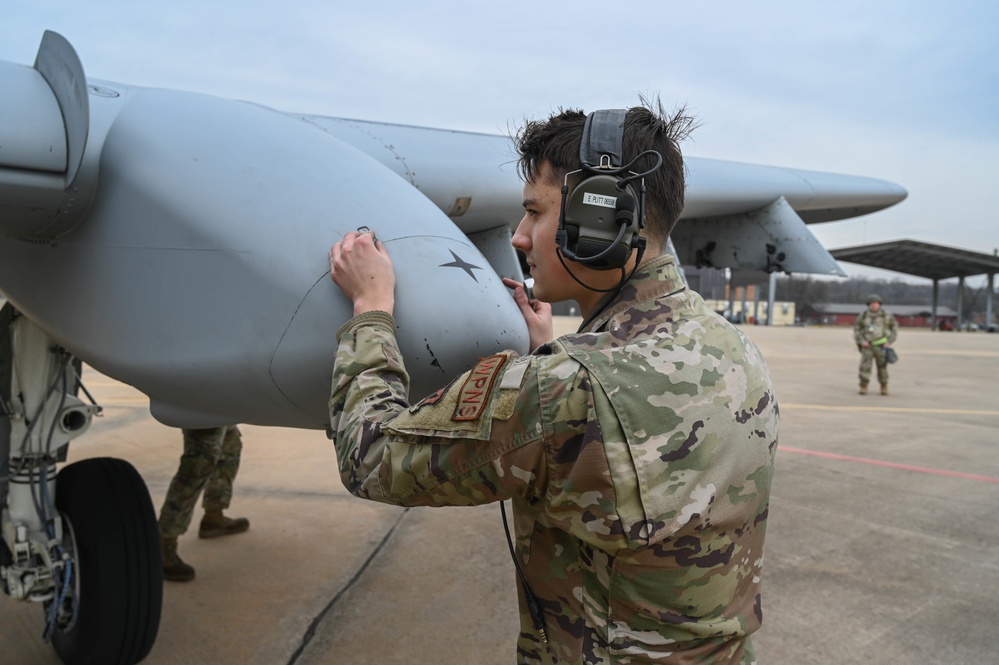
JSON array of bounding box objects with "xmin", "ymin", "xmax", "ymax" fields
[
  {"xmin": 452, "ymin": 354, "xmax": 507, "ymax": 421},
  {"xmin": 582, "ymin": 192, "xmax": 617, "ymax": 208}
]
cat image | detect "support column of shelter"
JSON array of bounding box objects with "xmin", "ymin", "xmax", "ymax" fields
[
  {"xmin": 987, "ymin": 272, "xmax": 995, "ymax": 330},
  {"xmin": 957, "ymin": 276, "xmax": 965, "ymax": 329},
  {"xmin": 932, "ymin": 280, "xmax": 939, "ymax": 330},
  {"xmin": 767, "ymin": 272, "xmax": 777, "ymax": 326},
  {"xmin": 727, "ymin": 271, "xmax": 736, "ymax": 323}
]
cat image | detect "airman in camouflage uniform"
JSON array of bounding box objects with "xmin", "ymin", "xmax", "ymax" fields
[
  {"xmin": 328, "ymin": 102, "xmax": 778, "ymax": 664},
  {"xmin": 853, "ymin": 294, "xmax": 898, "ymax": 395},
  {"xmin": 158, "ymin": 425, "xmax": 250, "ymax": 581}
]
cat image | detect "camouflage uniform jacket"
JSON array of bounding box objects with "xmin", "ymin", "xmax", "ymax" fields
[
  {"xmin": 330, "ymin": 255, "xmax": 779, "ymax": 664},
  {"xmin": 853, "ymin": 309, "xmax": 898, "ymax": 346}
]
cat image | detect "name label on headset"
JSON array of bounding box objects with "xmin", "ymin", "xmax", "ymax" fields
[{"xmin": 582, "ymin": 192, "xmax": 617, "ymax": 208}]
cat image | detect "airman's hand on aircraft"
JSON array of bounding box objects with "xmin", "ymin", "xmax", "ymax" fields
[
  {"xmin": 502, "ymin": 277, "xmax": 553, "ymax": 351},
  {"xmin": 330, "ymin": 231, "xmax": 396, "ymax": 317}
]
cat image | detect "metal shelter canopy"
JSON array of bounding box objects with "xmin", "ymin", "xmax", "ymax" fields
[
  {"xmin": 830, "ymin": 239, "xmax": 999, "ymax": 329},
  {"xmin": 829, "ymin": 239, "xmax": 999, "ymax": 280}
]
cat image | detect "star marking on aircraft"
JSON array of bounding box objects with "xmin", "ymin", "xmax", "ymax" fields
[{"xmin": 440, "ymin": 250, "xmax": 483, "ymax": 282}]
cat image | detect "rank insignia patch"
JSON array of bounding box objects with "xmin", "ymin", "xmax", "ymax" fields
[{"xmin": 451, "ymin": 354, "xmax": 507, "ymax": 421}]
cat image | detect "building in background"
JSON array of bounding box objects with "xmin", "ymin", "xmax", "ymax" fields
[{"xmin": 799, "ymin": 303, "xmax": 959, "ymax": 329}]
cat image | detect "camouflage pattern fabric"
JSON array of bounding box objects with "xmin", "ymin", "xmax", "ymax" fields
[
  {"xmin": 853, "ymin": 308, "xmax": 898, "ymax": 386},
  {"xmin": 330, "ymin": 255, "xmax": 779, "ymax": 664},
  {"xmin": 158, "ymin": 425, "xmax": 242, "ymax": 539},
  {"xmin": 858, "ymin": 345, "xmax": 890, "ymax": 386}
]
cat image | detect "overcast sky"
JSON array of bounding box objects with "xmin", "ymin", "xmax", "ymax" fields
[{"xmin": 4, "ymin": 1, "xmax": 997, "ymax": 286}]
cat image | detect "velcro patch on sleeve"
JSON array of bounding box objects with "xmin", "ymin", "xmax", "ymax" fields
[{"xmin": 452, "ymin": 354, "xmax": 507, "ymax": 421}]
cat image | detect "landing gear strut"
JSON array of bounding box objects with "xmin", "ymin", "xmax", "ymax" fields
[{"xmin": 1, "ymin": 304, "xmax": 162, "ymax": 664}]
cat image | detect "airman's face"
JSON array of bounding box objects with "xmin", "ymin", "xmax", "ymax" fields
[
  {"xmin": 510, "ymin": 161, "xmax": 631, "ymax": 316},
  {"xmin": 868, "ymin": 301, "xmax": 881, "ymax": 312},
  {"xmin": 511, "ymin": 165, "xmax": 570, "ymax": 304}
]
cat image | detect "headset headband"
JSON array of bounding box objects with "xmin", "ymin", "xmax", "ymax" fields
[{"xmin": 580, "ymin": 109, "xmax": 628, "ymax": 170}]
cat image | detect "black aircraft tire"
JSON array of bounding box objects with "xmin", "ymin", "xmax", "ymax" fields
[{"xmin": 52, "ymin": 457, "xmax": 163, "ymax": 665}]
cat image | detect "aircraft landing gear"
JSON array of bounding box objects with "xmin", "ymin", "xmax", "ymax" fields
[
  {"xmin": 52, "ymin": 458, "xmax": 162, "ymax": 664},
  {"xmin": 1, "ymin": 304, "xmax": 162, "ymax": 664}
]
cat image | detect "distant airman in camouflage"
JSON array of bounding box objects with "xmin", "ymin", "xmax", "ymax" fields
[
  {"xmin": 158, "ymin": 425, "xmax": 250, "ymax": 581},
  {"xmin": 328, "ymin": 102, "xmax": 778, "ymax": 664},
  {"xmin": 854, "ymin": 294, "xmax": 898, "ymax": 395}
]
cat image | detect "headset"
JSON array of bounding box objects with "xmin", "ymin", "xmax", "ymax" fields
[{"xmin": 555, "ymin": 109, "xmax": 664, "ymax": 274}]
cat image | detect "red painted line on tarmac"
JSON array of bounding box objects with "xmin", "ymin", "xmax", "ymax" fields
[
  {"xmin": 780, "ymin": 446, "xmax": 999, "ymax": 484},
  {"xmin": 781, "ymin": 403, "xmax": 999, "ymax": 416}
]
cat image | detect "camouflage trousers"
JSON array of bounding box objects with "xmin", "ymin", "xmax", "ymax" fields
[
  {"xmin": 858, "ymin": 344, "xmax": 889, "ymax": 386},
  {"xmin": 159, "ymin": 425, "xmax": 243, "ymax": 539}
]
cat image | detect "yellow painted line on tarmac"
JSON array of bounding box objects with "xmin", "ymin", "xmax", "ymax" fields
[
  {"xmin": 900, "ymin": 349, "xmax": 999, "ymax": 357},
  {"xmin": 781, "ymin": 403, "xmax": 999, "ymax": 417}
]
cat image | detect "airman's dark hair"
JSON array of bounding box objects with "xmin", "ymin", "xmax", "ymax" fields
[{"xmin": 514, "ymin": 95, "xmax": 697, "ymax": 253}]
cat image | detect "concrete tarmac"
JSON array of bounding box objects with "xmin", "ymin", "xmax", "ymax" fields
[{"xmin": 3, "ymin": 321, "xmax": 999, "ymax": 664}]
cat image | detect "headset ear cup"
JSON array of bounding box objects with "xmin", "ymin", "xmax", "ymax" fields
[
  {"xmin": 565, "ymin": 223, "xmax": 579, "ymax": 250},
  {"xmin": 561, "ymin": 174, "xmax": 639, "ymax": 270},
  {"xmin": 573, "ymin": 238, "xmax": 630, "ymax": 269}
]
